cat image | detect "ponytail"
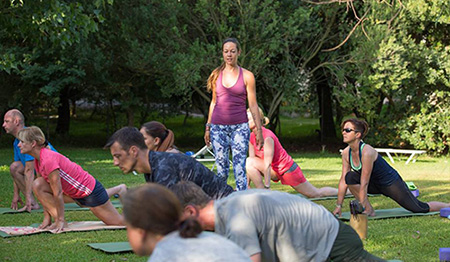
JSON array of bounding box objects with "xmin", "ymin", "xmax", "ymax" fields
[
  {"xmin": 157, "ymin": 129, "xmax": 174, "ymax": 152},
  {"xmin": 206, "ymin": 63, "xmax": 225, "ymax": 93},
  {"xmin": 178, "ymin": 217, "xmax": 203, "ymax": 238}
]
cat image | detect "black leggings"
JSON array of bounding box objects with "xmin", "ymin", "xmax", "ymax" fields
[{"xmin": 345, "ymin": 171, "xmax": 430, "ymax": 213}]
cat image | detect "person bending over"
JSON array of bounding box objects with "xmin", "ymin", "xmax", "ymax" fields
[
  {"xmin": 140, "ymin": 121, "xmax": 181, "ymax": 153},
  {"xmin": 105, "ymin": 127, "xmax": 234, "ymax": 199},
  {"xmin": 333, "ymin": 118, "xmax": 450, "ymax": 217},
  {"xmin": 17, "ymin": 126, "xmax": 123, "ymax": 232},
  {"xmin": 2, "ymin": 109, "xmax": 56, "ymax": 212},
  {"xmin": 171, "ymin": 181, "xmax": 385, "ymax": 262},
  {"xmin": 246, "ymin": 108, "xmax": 342, "ymax": 198},
  {"xmin": 122, "ymin": 183, "xmax": 250, "ymax": 262}
]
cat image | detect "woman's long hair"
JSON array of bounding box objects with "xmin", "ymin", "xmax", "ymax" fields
[
  {"xmin": 206, "ymin": 38, "xmax": 241, "ymax": 93},
  {"xmin": 122, "ymin": 183, "xmax": 202, "ymax": 238},
  {"xmin": 141, "ymin": 121, "xmax": 175, "ymax": 152}
]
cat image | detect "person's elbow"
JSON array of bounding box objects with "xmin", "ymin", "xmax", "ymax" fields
[{"xmin": 250, "ymin": 252, "xmax": 261, "ymax": 262}]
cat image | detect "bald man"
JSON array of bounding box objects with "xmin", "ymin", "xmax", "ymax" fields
[{"xmin": 2, "ymin": 109, "xmax": 56, "ymax": 212}]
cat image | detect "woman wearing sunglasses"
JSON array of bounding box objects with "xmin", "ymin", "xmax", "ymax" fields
[{"xmin": 333, "ymin": 118, "xmax": 450, "ymax": 217}]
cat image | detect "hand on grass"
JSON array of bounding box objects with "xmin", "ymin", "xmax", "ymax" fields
[
  {"xmin": 20, "ymin": 197, "xmax": 33, "ymax": 213},
  {"xmin": 333, "ymin": 206, "xmax": 342, "ymax": 217},
  {"xmin": 11, "ymin": 196, "xmax": 23, "ymax": 210}
]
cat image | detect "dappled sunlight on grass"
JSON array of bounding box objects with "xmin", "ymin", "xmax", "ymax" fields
[{"xmin": 0, "ymin": 165, "xmax": 9, "ymax": 172}]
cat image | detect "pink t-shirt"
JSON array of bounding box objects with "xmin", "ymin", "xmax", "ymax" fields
[
  {"xmin": 210, "ymin": 67, "xmax": 248, "ymax": 125},
  {"xmin": 34, "ymin": 148, "xmax": 96, "ymax": 199},
  {"xmin": 250, "ymin": 127, "xmax": 294, "ymax": 175}
]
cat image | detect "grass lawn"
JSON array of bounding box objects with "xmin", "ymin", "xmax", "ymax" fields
[{"xmin": 0, "ymin": 147, "xmax": 448, "ymax": 261}]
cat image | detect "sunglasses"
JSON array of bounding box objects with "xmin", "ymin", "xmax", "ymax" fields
[{"xmin": 342, "ymin": 128, "xmax": 359, "ymax": 133}]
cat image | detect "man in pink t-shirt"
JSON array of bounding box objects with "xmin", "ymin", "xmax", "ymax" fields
[
  {"xmin": 18, "ymin": 126, "xmax": 123, "ymax": 233},
  {"xmin": 246, "ymin": 109, "xmax": 340, "ymax": 198}
]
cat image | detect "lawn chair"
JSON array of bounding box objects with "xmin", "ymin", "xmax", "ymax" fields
[{"xmin": 190, "ymin": 145, "xmax": 217, "ymax": 171}]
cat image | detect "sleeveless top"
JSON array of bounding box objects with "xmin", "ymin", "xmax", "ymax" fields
[
  {"xmin": 349, "ymin": 141, "xmax": 400, "ymax": 186},
  {"xmin": 210, "ymin": 67, "xmax": 248, "ymax": 125}
]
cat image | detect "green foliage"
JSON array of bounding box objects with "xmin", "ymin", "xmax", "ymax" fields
[
  {"xmin": 399, "ymin": 91, "xmax": 450, "ymax": 154},
  {"xmin": 333, "ymin": 0, "xmax": 450, "ymax": 153}
]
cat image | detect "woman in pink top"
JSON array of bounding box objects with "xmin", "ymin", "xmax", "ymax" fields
[
  {"xmin": 246, "ymin": 108, "xmax": 340, "ymax": 198},
  {"xmin": 204, "ymin": 38, "xmax": 264, "ymax": 191},
  {"xmin": 17, "ymin": 126, "xmax": 123, "ymax": 233}
]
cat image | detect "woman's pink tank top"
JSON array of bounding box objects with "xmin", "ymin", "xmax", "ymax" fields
[{"xmin": 210, "ymin": 67, "xmax": 248, "ymax": 125}]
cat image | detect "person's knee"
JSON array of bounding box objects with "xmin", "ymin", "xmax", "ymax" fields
[
  {"xmin": 9, "ymin": 162, "xmax": 24, "ymax": 178},
  {"xmin": 246, "ymin": 157, "xmax": 256, "ymax": 169},
  {"xmin": 345, "ymin": 171, "xmax": 360, "ymax": 185},
  {"xmin": 32, "ymin": 177, "xmax": 47, "ymax": 194}
]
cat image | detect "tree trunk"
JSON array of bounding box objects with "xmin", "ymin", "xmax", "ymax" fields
[
  {"xmin": 315, "ymin": 78, "xmax": 336, "ymax": 142},
  {"xmin": 126, "ymin": 107, "xmax": 134, "ymax": 126},
  {"xmin": 56, "ymin": 87, "xmax": 70, "ymax": 135}
]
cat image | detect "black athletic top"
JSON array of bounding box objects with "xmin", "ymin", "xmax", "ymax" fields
[
  {"xmin": 349, "ymin": 142, "xmax": 400, "ymax": 186},
  {"xmin": 144, "ymin": 151, "xmax": 234, "ymax": 199}
]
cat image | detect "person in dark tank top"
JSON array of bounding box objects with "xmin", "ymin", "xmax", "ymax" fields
[{"xmin": 333, "ymin": 118, "xmax": 450, "ymax": 217}]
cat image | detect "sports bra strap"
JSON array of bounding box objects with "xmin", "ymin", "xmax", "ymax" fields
[{"xmin": 349, "ymin": 141, "xmax": 365, "ymax": 171}]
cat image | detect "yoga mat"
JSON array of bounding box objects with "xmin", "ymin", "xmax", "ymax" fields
[
  {"xmin": 88, "ymin": 242, "xmax": 132, "ymax": 253},
  {"xmin": 0, "ymin": 200, "xmax": 122, "ymax": 214},
  {"xmin": 338, "ymin": 207, "xmax": 439, "ymax": 221},
  {"xmin": 0, "ymin": 221, "xmax": 125, "ymax": 238},
  {"xmin": 296, "ymin": 193, "xmax": 381, "ymax": 201}
]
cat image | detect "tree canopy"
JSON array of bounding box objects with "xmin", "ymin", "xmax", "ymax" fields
[{"xmin": 1, "ymin": 0, "xmax": 448, "ymax": 154}]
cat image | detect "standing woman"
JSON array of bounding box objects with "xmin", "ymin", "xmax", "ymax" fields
[
  {"xmin": 17, "ymin": 126, "xmax": 123, "ymax": 232},
  {"xmin": 122, "ymin": 183, "xmax": 251, "ymax": 261},
  {"xmin": 333, "ymin": 118, "xmax": 450, "ymax": 217},
  {"xmin": 140, "ymin": 121, "xmax": 181, "ymax": 153},
  {"xmin": 246, "ymin": 108, "xmax": 340, "ymax": 197},
  {"xmin": 205, "ymin": 38, "xmax": 264, "ymax": 191}
]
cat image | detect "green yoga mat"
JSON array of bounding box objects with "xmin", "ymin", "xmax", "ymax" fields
[
  {"xmin": 88, "ymin": 242, "xmax": 132, "ymax": 253},
  {"xmin": 338, "ymin": 207, "xmax": 440, "ymax": 221},
  {"xmin": 296, "ymin": 193, "xmax": 381, "ymax": 201},
  {"xmin": 0, "ymin": 200, "xmax": 122, "ymax": 214}
]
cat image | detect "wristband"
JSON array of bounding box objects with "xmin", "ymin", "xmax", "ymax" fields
[{"xmin": 336, "ymin": 204, "xmax": 342, "ymax": 208}]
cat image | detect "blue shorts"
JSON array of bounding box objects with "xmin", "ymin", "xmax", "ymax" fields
[{"xmin": 73, "ymin": 180, "xmax": 109, "ymax": 207}]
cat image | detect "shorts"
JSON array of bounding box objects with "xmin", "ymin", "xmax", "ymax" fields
[
  {"xmin": 274, "ymin": 162, "xmax": 307, "ymax": 187},
  {"xmin": 73, "ymin": 180, "xmax": 109, "ymax": 207}
]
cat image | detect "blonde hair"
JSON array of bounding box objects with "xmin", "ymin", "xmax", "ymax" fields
[
  {"xmin": 247, "ymin": 107, "xmax": 270, "ymax": 126},
  {"xmin": 17, "ymin": 126, "xmax": 46, "ymax": 146},
  {"xmin": 206, "ymin": 38, "xmax": 241, "ymax": 93}
]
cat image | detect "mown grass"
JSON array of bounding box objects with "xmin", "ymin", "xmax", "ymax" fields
[{"xmin": 0, "ymin": 146, "xmax": 449, "ymax": 261}]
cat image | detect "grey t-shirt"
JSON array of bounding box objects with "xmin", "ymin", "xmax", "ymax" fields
[
  {"xmin": 214, "ymin": 189, "xmax": 340, "ymax": 262},
  {"xmin": 148, "ymin": 231, "xmax": 251, "ymax": 262}
]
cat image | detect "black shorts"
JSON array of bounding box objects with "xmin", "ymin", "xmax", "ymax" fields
[{"xmin": 73, "ymin": 180, "xmax": 109, "ymax": 207}]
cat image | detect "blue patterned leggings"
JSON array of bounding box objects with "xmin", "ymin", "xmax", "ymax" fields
[{"xmin": 210, "ymin": 123, "xmax": 250, "ymax": 191}]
